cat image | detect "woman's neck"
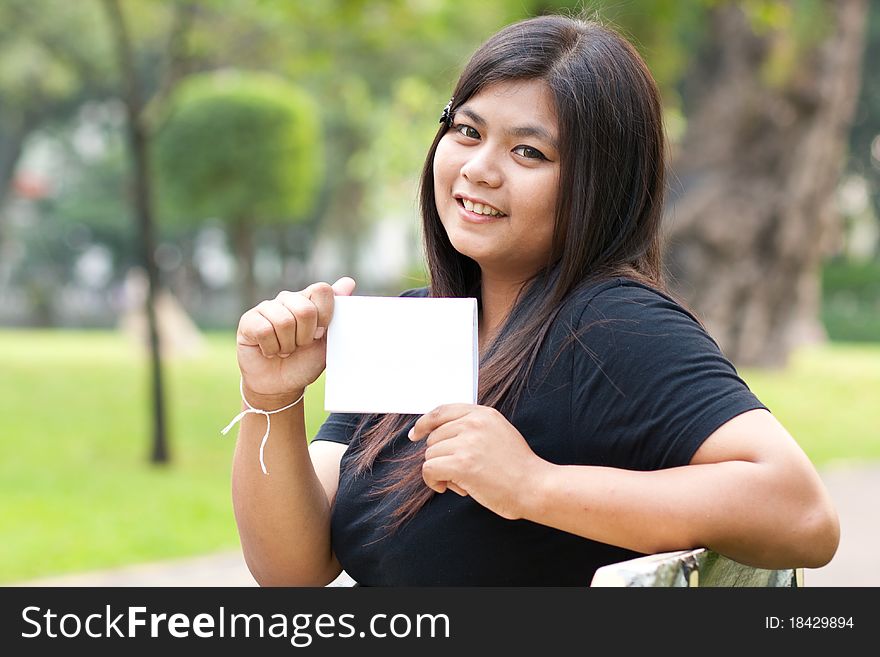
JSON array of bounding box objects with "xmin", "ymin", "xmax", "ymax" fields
[{"xmin": 478, "ymin": 273, "xmax": 528, "ymax": 352}]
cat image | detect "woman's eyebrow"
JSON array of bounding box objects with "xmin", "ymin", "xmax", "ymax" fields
[
  {"xmin": 457, "ymin": 107, "xmax": 558, "ymax": 149},
  {"xmin": 508, "ymin": 125, "xmax": 558, "ymax": 150}
]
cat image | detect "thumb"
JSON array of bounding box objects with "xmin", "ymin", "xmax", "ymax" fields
[{"xmin": 331, "ymin": 276, "xmax": 357, "ymax": 296}]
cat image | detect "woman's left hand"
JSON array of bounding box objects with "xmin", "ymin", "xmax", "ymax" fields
[{"xmin": 409, "ymin": 404, "xmax": 547, "ymax": 520}]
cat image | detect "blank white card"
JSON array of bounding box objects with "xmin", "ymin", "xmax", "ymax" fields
[{"xmin": 324, "ymin": 295, "xmax": 478, "ymax": 414}]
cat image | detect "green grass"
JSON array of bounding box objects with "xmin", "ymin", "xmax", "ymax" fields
[
  {"xmin": 739, "ymin": 343, "xmax": 880, "ymax": 466},
  {"xmin": 0, "ymin": 329, "xmax": 330, "ymax": 583},
  {"xmin": 0, "ymin": 330, "xmax": 877, "ymax": 583}
]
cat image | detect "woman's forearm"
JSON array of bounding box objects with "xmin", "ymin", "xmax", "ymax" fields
[
  {"xmin": 523, "ymin": 459, "xmax": 839, "ymax": 570},
  {"xmin": 231, "ymin": 399, "xmax": 338, "ymax": 586}
]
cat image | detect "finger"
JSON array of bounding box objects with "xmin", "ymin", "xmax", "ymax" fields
[
  {"xmin": 276, "ymin": 291, "xmax": 318, "ymax": 348},
  {"xmin": 422, "ymin": 427, "xmax": 463, "ymax": 457},
  {"xmin": 301, "ymin": 282, "xmax": 334, "ymax": 337},
  {"xmin": 447, "ymin": 482, "xmax": 469, "ymax": 497},
  {"xmin": 422, "ymin": 456, "xmax": 460, "ymax": 493},
  {"xmin": 304, "ymin": 277, "xmax": 355, "ymax": 340},
  {"xmin": 331, "ymin": 276, "xmax": 356, "ymax": 296},
  {"xmin": 237, "ymin": 309, "xmax": 281, "ymax": 356},
  {"xmin": 423, "ymin": 438, "xmax": 456, "ymax": 461},
  {"xmin": 255, "ymin": 300, "xmax": 297, "ymax": 356},
  {"xmin": 410, "ymin": 404, "xmax": 477, "ymax": 441}
]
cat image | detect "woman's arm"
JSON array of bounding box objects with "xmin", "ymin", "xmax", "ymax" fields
[
  {"xmin": 414, "ymin": 405, "xmax": 839, "ymax": 570},
  {"xmin": 231, "ymin": 277, "xmax": 356, "ymax": 587},
  {"xmin": 522, "ymin": 408, "xmax": 839, "ymax": 569},
  {"xmin": 231, "ymin": 398, "xmax": 346, "ymax": 586}
]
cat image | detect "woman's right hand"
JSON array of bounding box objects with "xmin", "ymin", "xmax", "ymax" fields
[{"xmin": 236, "ymin": 277, "xmax": 356, "ymax": 404}]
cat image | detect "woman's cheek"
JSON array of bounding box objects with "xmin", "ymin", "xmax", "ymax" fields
[{"xmin": 433, "ymin": 137, "xmax": 457, "ymax": 180}]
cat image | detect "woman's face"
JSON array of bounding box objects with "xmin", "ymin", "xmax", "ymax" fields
[{"xmin": 433, "ymin": 78, "xmax": 560, "ymax": 280}]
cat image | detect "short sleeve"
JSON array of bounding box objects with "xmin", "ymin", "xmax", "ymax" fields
[
  {"xmin": 311, "ymin": 412, "xmax": 363, "ymax": 445},
  {"xmin": 569, "ymin": 282, "xmax": 767, "ymax": 470}
]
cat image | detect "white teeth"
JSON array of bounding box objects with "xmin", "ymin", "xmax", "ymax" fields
[{"xmin": 461, "ymin": 198, "xmax": 503, "ymax": 216}]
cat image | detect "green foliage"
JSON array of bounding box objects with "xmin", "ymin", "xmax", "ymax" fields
[
  {"xmin": 153, "ymin": 70, "xmax": 323, "ymax": 226},
  {"xmin": 821, "ymin": 259, "xmax": 880, "ymax": 342},
  {"xmin": 356, "ymin": 76, "xmax": 441, "ymax": 217},
  {"xmin": 0, "ymin": 0, "xmax": 115, "ymax": 111},
  {"xmin": 590, "ymin": 0, "xmax": 708, "ymax": 104}
]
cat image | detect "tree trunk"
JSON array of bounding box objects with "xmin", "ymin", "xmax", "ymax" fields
[
  {"xmin": 233, "ymin": 217, "xmax": 257, "ymax": 311},
  {"xmin": 665, "ymin": 0, "xmax": 868, "ymax": 367},
  {"xmin": 102, "ymin": 0, "xmax": 170, "ymax": 464}
]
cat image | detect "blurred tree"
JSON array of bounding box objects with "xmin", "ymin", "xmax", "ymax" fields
[
  {"xmin": 0, "ymin": 0, "xmax": 114, "ymax": 248},
  {"xmin": 153, "ymin": 70, "xmax": 323, "ymax": 309},
  {"xmin": 99, "ymin": 0, "xmax": 198, "ymax": 465},
  {"xmin": 664, "ymin": 0, "xmax": 868, "ymax": 366}
]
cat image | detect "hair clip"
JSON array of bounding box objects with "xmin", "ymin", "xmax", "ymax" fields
[{"xmin": 439, "ymin": 97, "xmax": 454, "ymax": 127}]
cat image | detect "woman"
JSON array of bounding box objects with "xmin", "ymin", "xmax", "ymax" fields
[{"xmin": 228, "ymin": 15, "xmax": 839, "ymax": 586}]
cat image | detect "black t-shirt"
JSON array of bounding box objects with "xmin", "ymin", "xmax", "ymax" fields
[{"xmin": 312, "ymin": 278, "xmax": 767, "ymax": 585}]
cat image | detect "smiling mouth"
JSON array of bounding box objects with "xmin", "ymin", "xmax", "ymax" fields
[{"xmin": 457, "ymin": 198, "xmax": 507, "ymax": 217}]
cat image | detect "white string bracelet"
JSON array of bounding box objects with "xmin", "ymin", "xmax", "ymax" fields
[{"xmin": 220, "ymin": 378, "xmax": 305, "ymax": 475}]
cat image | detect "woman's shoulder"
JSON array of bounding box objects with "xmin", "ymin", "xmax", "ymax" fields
[
  {"xmin": 562, "ymin": 277, "xmax": 748, "ymax": 405},
  {"xmin": 558, "ymin": 277, "xmax": 724, "ymax": 357},
  {"xmin": 566, "ymin": 277, "xmax": 702, "ymax": 328}
]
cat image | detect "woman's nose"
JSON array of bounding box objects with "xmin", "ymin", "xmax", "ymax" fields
[{"xmin": 460, "ymin": 147, "xmax": 502, "ymax": 187}]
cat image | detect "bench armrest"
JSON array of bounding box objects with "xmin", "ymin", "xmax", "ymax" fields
[{"xmin": 590, "ymin": 548, "xmax": 804, "ymax": 587}]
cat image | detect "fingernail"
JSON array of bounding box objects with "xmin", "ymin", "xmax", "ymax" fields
[
  {"xmin": 314, "ymin": 327, "xmax": 325, "ymax": 339},
  {"xmin": 408, "ymin": 427, "xmax": 414, "ymax": 440}
]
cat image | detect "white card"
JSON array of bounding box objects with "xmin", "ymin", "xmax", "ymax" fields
[{"xmin": 324, "ymin": 295, "xmax": 479, "ymax": 414}]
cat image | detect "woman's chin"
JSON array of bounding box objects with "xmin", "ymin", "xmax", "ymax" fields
[{"xmin": 448, "ymin": 241, "xmax": 493, "ymax": 265}]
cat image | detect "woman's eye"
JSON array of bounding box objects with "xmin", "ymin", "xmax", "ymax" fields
[
  {"xmin": 455, "ymin": 124, "xmax": 480, "ymax": 139},
  {"xmin": 513, "ymin": 145, "xmax": 546, "ymax": 160}
]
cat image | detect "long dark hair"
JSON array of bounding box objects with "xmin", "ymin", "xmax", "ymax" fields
[{"xmin": 346, "ymin": 14, "xmax": 668, "ymax": 533}]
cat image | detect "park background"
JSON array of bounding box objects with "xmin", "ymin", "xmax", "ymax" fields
[{"xmin": 0, "ymin": 0, "xmax": 878, "ymax": 586}]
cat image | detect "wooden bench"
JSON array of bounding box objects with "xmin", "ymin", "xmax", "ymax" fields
[{"xmin": 590, "ymin": 548, "xmax": 803, "ymax": 587}]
